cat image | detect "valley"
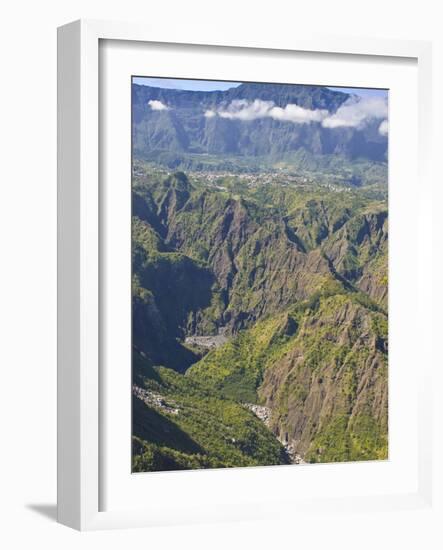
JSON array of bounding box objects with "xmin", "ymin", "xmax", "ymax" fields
[{"xmin": 132, "ymin": 161, "xmax": 388, "ymax": 471}]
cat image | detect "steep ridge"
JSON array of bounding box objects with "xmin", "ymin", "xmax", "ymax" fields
[
  {"xmin": 186, "ymin": 291, "xmax": 388, "ymax": 463},
  {"xmin": 132, "ymin": 167, "xmax": 388, "ymax": 468},
  {"xmin": 258, "ymin": 295, "xmax": 388, "ymax": 462},
  {"xmin": 321, "ymin": 207, "xmax": 388, "ymax": 308},
  {"xmin": 132, "ymin": 171, "xmax": 370, "ymax": 337}
]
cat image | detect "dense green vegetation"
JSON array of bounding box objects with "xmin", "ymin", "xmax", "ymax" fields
[
  {"xmin": 133, "ymin": 353, "xmax": 289, "ymax": 472},
  {"xmin": 187, "ymin": 311, "xmax": 300, "ymax": 402},
  {"xmin": 132, "ymin": 162, "xmax": 388, "ymax": 471},
  {"xmin": 187, "ymin": 291, "xmax": 388, "ymax": 463}
]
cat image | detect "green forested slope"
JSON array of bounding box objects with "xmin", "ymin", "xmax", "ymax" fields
[
  {"xmin": 132, "ymin": 165, "xmax": 388, "ymax": 470},
  {"xmin": 133, "ymin": 353, "xmax": 289, "ymax": 472}
]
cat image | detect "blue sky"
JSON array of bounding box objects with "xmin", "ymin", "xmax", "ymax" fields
[
  {"xmin": 132, "ymin": 77, "xmax": 388, "ymax": 99},
  {"xmin": 132, "ymin": 77, "xmax": 241, "ymax": 92},
  {"xmin": 328, "ymin": 86, "xmax": 388, "ymax": 99}
]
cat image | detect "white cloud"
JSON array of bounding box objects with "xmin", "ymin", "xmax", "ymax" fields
[
  {"xmin": 148, "ymin": 99, "xmax": 169, "ymax": 111},
  {"xmin": 210, "ymin": 99, "xmax": 327, "ymax": 124},
  {"xmin": 378, "ymin": 119, "xmax": 389, "ymax": 136},
  {"xmin": 322, "ymin": 96, "xmax": 388, "ymax": 129},
  {"xmin": 203, "ymin": 96, "xmax": 388, "ymax": 131},
  {"xmin": 269, "ymin": 103, "xmax": 328, "ymax": 124},
  {"xmin": 218, "ymin": 99, "xmax": 274, "ymax": 121}
]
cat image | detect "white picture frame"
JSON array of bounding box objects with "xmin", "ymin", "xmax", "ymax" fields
[{"xmin": 57, "ymin": 19, "xmax": 433, "ymax": 531}]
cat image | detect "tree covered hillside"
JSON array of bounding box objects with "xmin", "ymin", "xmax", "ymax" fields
[{"xmin": 132, "ymin": 163, "xmax": 388, "ymax": 471}]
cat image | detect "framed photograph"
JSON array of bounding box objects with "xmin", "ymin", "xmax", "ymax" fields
[{"xmin": 57, "ymin": 19, "xmax": 433, "ymax": 530}]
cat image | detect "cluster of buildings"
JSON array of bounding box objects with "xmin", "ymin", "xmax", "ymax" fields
[{"xmin": 132, "ymin": 385, "xmax": 179, "ymax": 415}]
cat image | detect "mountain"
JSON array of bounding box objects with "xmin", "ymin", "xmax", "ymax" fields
[
  {"xmin": 188, "ymin": 294, "xmax": 388, "ymax": 463},
  {"xmin": 132, "ymin": 82, "xmax": 388, "ymax": 172},
  {"xmin": 132, "ymin": 167, "xmax": 388, "ymax": 469}
]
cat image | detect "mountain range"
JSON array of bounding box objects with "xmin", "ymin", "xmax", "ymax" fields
[
  {"xmin": 132, "ymin": 167, "xmax": 388, "ymax": 470},
  {"xmin": 132, "ymin": 82, "xmax": 388, "ymax": 172}
]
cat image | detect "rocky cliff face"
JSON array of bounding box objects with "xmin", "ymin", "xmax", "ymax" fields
[
  {"xmin": 258, "ymin": 296, "xmax": 388, "ymax": 462},
  {"xmin": 321, "ymin": 208, "xmax": 388, "ymax": 308}
]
